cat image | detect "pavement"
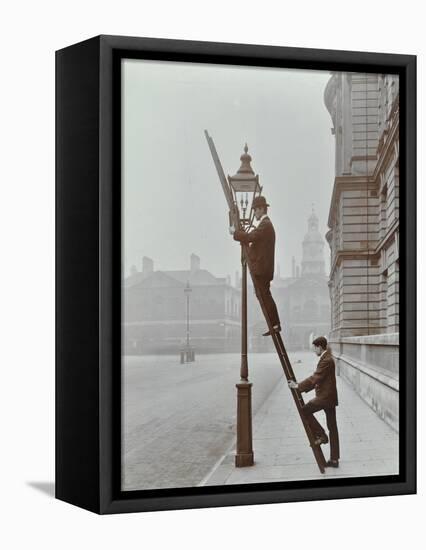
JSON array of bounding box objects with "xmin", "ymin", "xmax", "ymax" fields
[
  {"xmin": 122, "ymin": 352, "xmax": 284, "ymax": 490},
  {"xmin": 200, "ymin": 351, "xmax": 399, "ymax": 486}
]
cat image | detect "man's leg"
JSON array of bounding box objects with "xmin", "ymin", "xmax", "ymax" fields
[
  {"xmin": 302, "ymin": 401, "xmax": 327, "ymax": 441},
  {"xmin": 325, "ymin": 407, "xmax": 340, "ymax": 461},
  {"xmin": 255, "ymin": 277, "xmax": 280, "ymax": 327}
]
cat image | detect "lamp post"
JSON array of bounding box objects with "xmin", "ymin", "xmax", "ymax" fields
[
  {"xmin": 228, "ymin": 144, "xmax": 262, "ymax": 467},
  {"xmin": 183, "ymin": 280, "xmax": 194, "ymax": 363}
]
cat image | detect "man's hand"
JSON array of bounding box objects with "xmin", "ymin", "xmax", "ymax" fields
[
  {"xmin": 229, "ymin": 225, "xmax": 236, "ymax": 235},
  {"xmin": 288, "ymin": 380, "xmax": 298, "ymax": 390}
]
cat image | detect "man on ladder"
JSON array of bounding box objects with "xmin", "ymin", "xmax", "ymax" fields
[
  {"xmin": 229, "ymin": 195, "xmax": 281, "ymax": 337},
  {"xmin": 288, "ymin": 336, "xmax": 340, "ymax": 468}
]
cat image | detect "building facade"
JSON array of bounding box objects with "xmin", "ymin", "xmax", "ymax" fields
[
  {"xmin": 123, "ymin": 209, "xmax": 331, "ymax": 356},
  {"xmin": 123, "ymin": 254, "xmax": 241, "ymax": 354},
  {"xmin": 324, "ymin": 72, "xmax": 399, "ymax": 430}
]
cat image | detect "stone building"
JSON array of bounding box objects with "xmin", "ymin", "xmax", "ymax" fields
[
  {"xmin": 123, "ymin": 208, "xmax": 331, "ymax": 356},
  {"xmin": 123, "ymin": 254, "xmax": 241, "ymax": 354},
  {"xmin": 324, "ymin": 72, "xmax": 399, "ymax": 431},
  {"xmin": 249, "ymin": 209, "xmax": 331, "ymax": 352}
]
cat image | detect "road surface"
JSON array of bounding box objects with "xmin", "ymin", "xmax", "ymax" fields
[{"xmin": 122, "ymin": 352, "xmax": 304, "ymax": 490}]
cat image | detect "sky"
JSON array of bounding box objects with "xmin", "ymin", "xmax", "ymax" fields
[{"xmin": 122, "ymin": 59, "xmax": 336, "ymax": 280}]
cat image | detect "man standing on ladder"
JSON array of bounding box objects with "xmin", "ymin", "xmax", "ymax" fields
[
  {"xmin": 288, "ymin": 336, "xmax": 340, "ymax": 468},
  {"xmin": 229, "ymin": 195, "xmax": 281, "ymax": 337}
]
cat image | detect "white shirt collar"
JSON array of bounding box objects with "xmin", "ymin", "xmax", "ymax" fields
[
  {"xmin": 320, "ymin": 349, "xmax": 328, "ymax": 359},
  {"xmin": 258, "ymin": 214, "xmax": 268, "ymax": 224}
]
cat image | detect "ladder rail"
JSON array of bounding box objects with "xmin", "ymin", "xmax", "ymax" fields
[{"xmin": 204, "ymin": 130, "xmax": 240, "ymax": 230}]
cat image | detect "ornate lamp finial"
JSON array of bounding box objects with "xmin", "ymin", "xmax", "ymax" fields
[{"xmin": 237, "ymin": 143, "xmax": 254, "ymax": 175}]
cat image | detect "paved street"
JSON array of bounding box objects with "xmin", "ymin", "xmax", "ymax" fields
[
  {"xmin": 201, "ymin": 351, "xmax": 399, "ymax": 486},
  {"xmin": 122, "ymin": 352, "xmax": 286, "ymax": 490},
  {"xmin": 123, "ymin": 351, "xmax": 399, "ymax": 490}
]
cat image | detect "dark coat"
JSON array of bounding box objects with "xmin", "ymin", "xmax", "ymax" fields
[
  {"xmin": 233, "ymin": 216, "xmax": 275, "ymax": 281},
  {"xmin": 298, "ymin": 350, "xmax": 338, "ymax": 408}
]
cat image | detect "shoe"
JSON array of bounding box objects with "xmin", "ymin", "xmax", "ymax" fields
[
  {"xmin": 262, "ymin": 325, "xmax": 281, "ymax": 336},
  {"xmin": 314, "ymin": 434, "xmax": 329, "ymax": 446},
  {"xmin": 326, "ymin": 459, "xmax": 339, "ymax": 468}
]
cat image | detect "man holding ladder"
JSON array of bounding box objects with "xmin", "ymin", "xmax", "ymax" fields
[{"xmin": 288, "ymin": 336, "xmax": 340, "ymax": 468}]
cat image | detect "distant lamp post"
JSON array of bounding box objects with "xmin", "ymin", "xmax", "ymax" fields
[
  {"xmin": 228, "ymin": 143, "xmax": 262, "ymax": 467},
  {"xmin": 181, "ymin": 280, "xmax": 195, "ymax": 363}
]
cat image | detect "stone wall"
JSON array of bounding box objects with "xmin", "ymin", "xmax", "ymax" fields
[
  {"xmin": 325, "ymin": 72, "xmax": 400, "ymax": 338},
  {"xmin": 324, "ymin": 72, "xmax": 400, "ymax": 430},
  {"xmin": 327, "ymin": 177, "xmax": 381, "ymax": 338},
  {"xmin": 331, "ymin": 333, "xmax": 399, "ymax": 431}
]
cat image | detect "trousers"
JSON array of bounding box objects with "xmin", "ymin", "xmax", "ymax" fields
[
  {"xmin": 302, "ymin": 401, "xmax": 340, "ymax": 461},
  {"xmin": 253, "ymin": 276, "xmax": 280, "ymax": 328}
]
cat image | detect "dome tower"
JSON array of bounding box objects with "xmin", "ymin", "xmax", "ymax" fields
[{"xmin": 301, "ymin": 207, "xmax": 326, "ymax": 277}]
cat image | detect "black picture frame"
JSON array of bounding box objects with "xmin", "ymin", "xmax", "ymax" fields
[{"xmin": 55, "ymin": 35, "xmax": 416, "ymax": 514}]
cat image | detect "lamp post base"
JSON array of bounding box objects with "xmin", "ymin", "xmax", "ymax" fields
[
  {"xmin": 179, "ymin": 346, "xmax": 195, "ymax": 363},
  {"xmin": 235, "ymin": 381, "xmax": 254, "ymax": 467}
]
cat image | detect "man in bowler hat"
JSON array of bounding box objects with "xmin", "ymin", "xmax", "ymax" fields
[
  {"xmin": 288, "ymin": 336, "xmax": 340, "ymax": 467},
  {"xmin": 229, "ymin": 195, "xmax": 281, "ymax": 336}
]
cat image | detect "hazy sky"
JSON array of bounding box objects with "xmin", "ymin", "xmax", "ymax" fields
[{"xmin": 122, "ymin": 59, "xmax": 335, "ymax": 280}]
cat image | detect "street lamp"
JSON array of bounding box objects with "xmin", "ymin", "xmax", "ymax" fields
[
  {"xmin": 182, "ymin": 280, "xmax": 195, "ymax": 363},
  {"xmin": 228, "ymin": 144, "xmax": 262, "ymax": 467}
]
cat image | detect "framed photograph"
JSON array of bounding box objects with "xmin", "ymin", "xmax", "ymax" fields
[{"xmin": 56, "ymin": 35, "xmax": 416, "ymax": 514}]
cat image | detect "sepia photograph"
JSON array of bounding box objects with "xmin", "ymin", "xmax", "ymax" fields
[
  {"xmin": 120, "ymin": 58, "xmax": 400, "ymax": 491},
  {"xmin": 3, "ymin": 0, "xmax": 420, "ymax": 541}
]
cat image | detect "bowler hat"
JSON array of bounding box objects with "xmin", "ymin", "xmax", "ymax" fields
[{"xmin": 252, "ymin": 196, "xmax": 270, "ymax": 208}]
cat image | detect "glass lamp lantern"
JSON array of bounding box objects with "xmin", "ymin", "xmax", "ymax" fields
[{"xmin": 227, "ymin": 144, "xmax": 262, "ymax": 229}]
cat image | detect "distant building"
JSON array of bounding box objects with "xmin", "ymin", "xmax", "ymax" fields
[
  {"xmin": 324, "ymin": 72, "xmax": 399, "ymax": 431},
  {"xmin": 249, "ymin": 209, "xmax": 331, "ymax": 352},
  {"xmin": 123, "ymin": 254, "xmax": 241, "ymax": 354},
  {"xmin": 122, "ymin": 208, "xmax": 331, "ymax": 356}
]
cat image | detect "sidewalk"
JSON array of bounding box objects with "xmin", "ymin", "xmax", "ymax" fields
[{"xmin": 200, "ymin": 351, "xmax": 399, "ymax": 486}]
